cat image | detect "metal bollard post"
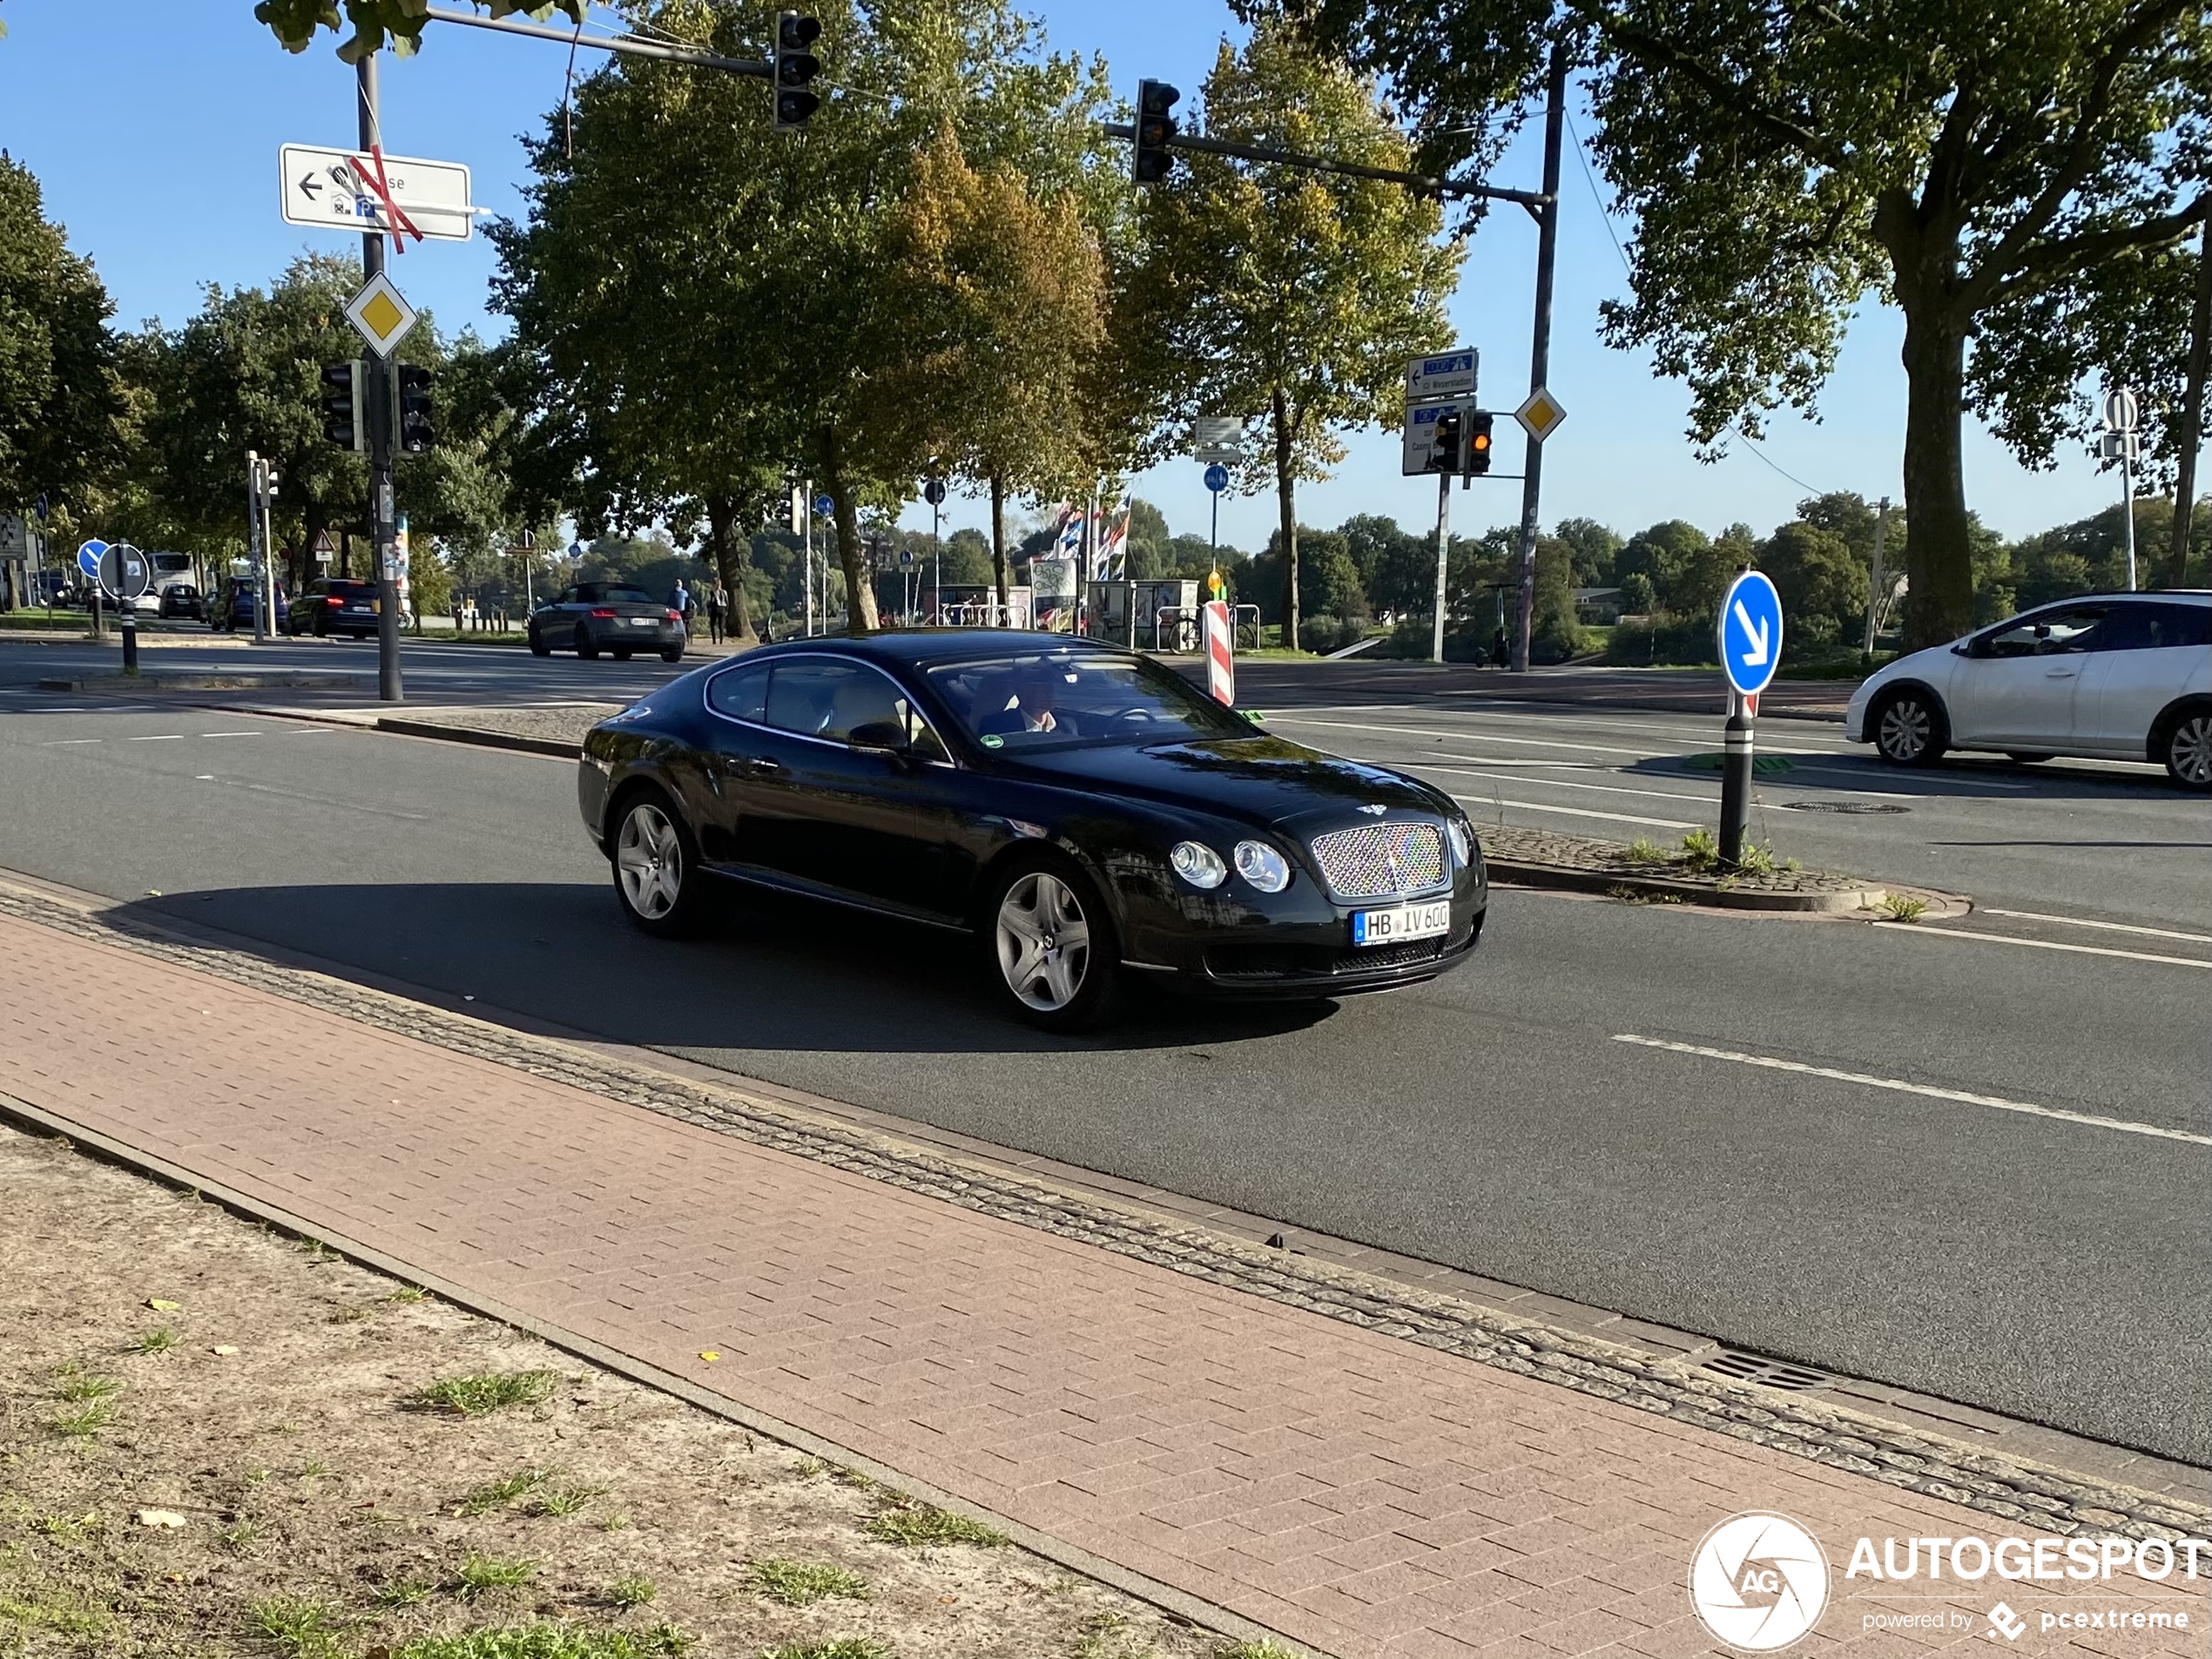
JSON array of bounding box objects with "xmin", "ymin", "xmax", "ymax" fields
[
  {"xmin": 1719, "ymin": 697, "xmax": 1754, "ymax": 867},
  {"xmin": 121, "ymin": 600, "xmax": 138, "ymax": 675}
]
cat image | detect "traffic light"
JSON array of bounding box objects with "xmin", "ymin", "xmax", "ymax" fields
[
  {"xmin": 1429, "ymin": 406, "xmax": 1463, "ymax": 475},
  {"xmin": 1467, "ymin": 410, "xmax": 1494, "ymax": 475},
  {"xmin": 773, "ymin": 12, "xmax": 821, "ymax": 131},
  {"xmin": 320, "ymin": 361, "xmax": 365, "ymax": 453},
  {"xmin": 1133, "ymin": 79, "xmax": 1179, "ymax": 184},
  {"xmin": 395, "ymin": 364, "xmax": 435, "ymax": 455}
]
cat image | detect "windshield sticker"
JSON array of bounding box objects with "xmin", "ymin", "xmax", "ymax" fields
[{"xmin": 981, "ymin": 733, "xmax": 1004, "ymax": 748}]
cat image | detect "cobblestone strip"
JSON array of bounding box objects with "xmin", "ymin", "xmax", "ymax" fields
[{"xmin": 1, "ymin": 882, "xmax": 2197, "ymax": 1544}]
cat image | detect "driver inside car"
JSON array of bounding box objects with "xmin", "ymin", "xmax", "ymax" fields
[{"xmin": 978, "ymin": 667, "xmax": 1065, "ymax": 737}]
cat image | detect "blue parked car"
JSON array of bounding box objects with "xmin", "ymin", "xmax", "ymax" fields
[{"xmin": 211, "ymin": 577, "xmax": 289, "ymax": 632}]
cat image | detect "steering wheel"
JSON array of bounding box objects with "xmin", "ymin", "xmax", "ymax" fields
[{"xmin": 1107, "ymin": 706, "xmax": 1158, "ymax": 725}]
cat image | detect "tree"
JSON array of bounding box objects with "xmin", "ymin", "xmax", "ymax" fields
[
  {"xmin": 1288, "ymin": 0, "xmax": 2211, "ymax": 649},
  {"xmin": 1757, "ymin": 520, "xmax": 1866, "ymax": 644},
  {"xmin": 1552, "ymin": 516, "xmax": 1622, "ymax": 586},
  {"xmin": 1614, "ymin": 519, "xmax": 1710, "ymax": 611},
  {"xmin": 0, "ymin": 154, "xmax": 127, "ymax": 541},
  {"xmin": 1122, "ymin": 20, "xmax": 1463, "ymax": 650},
  {"xmin": 253, "ymin": 0, "xmax": 585, "ymax": 60},
  {"xmin": 872, "ymin": 126, "xmax": 1112, "ymax": 613}
]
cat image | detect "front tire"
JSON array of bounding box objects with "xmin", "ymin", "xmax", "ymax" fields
[
  {"xmin": 1874, "ymin": 687, "xmax": 1948, "ymax": 767},
  {"xmin": 984, "ymin": 856, "xmax": 1119, "ymax": 1032},
  {"xmin": 2160, "ymin": 705, "xmax": 2212, "ymax": 792},
  {"xmin": 528, "ymin": 625, "xmax": 552, "ymax": 658},
  {"xmin": 610, "ymin": 792, "xmax": 712, "ymax": 936}
]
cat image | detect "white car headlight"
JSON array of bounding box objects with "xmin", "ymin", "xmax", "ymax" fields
[
  {"xmin": 1233, "ymin": 840, "xmax": 1291, "ymax": 893},
  {"xmin": 1447, "ymin": 818, "xmax": 1472, "ymax": 867},
  {"xmin": 1170, "ymin": 840, "xmax": 1227, "ymax": 889}
]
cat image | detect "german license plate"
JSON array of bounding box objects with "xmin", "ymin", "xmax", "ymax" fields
[
  {"xmin": 631, "ymin": 617, "xmax": 656, "ymax": 627},
  {"xmin": 1352, "ymin": 900, "xmax": 1452, "ymax": 947}
]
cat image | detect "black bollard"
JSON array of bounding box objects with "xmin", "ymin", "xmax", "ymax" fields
[{"xmin": 1719, "ymin": 698, "xmax": 1754, "ymax": 867}]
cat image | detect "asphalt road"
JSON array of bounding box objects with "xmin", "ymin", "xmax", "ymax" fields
[{"xmin": 1, "ymin": 645, "xmax": 2206, "ymax": 1464}]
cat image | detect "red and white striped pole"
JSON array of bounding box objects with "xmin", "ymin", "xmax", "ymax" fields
[{"xmin": 1203, "ymin": 599, "xmax": 1234, "ymax": 707}]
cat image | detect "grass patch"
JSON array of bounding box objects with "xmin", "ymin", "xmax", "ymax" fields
[
  {"xmin": 54, "ymin": 1368, "xmax": 121, "ymax": 1402},
  {"xmin": 130, "ymin": 1327, "xmax": 179, "ymax": 1355},
  {"xmin": 529, "ymin": 1482, "xmax": 607, "ymax": 1518},
  {"xmin": 1678, "ymin": 826, "xmax": 1721, "ymax": 873},
  {"xmin": 388, "ymin": 1285, "xmax": 432, "ymax": 1304},
  {"xmin": 458, "ymin": 1467, "xmax": 553, "ymax": 1516},
  {"xmin": 1216, "ymin": 1642, "xmax": 1301, "ymax": 1659},
  {"xmin": 376, "ymin": 1576, "xmax": 436, "ymax": 1608},
  {"xmin": 456, "ymin": 1553, "xmax": 540, "ymax": 1599},
  {"xmin": 597, "ymin": 1512, "xmax": 632, "ymax": 1533},
  {"xmin": 391, "ymin": 1628, "xmax": 696, "ymax": 1658},
  {"xmin": 409, "ymin": 1370, "xmax": 556, "ymax": 1417},
  {"xmin": 50, "ymin": 1399, "xmax": 116, "ymax": 1438},
  {"xmin": 217, "ymin": 1521, "xmax": 259, "ymax": 1555},
  {"xmin": 247, "ymin": 1595, "xmax": 352, "ymax": 1659},
  {"xmin": 864, "ymin": 1499, "xmax": 1007, "ymax": 1548},
  {"xmin": 604, "ymin": 1575, "xmax": 657, "ymax": 1609},
  {"xmin": 1872, "ymin": 893, "xmax": 1930, "ymax": 922},
  {"xmin": 1622, "ymin": 835, "xmax": 1673, "ymax": 865},
  {"xmin": 758, "ymin": 1643, "xmax": 891, "ymax": 1659},
  {"xmin": 745, "ymin": 1558, "xmax": 868, "ymax": 1607}
]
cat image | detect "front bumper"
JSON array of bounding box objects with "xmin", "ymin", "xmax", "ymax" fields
[{"xmin": 1116, "ymin": 859, "xmax": 1487, "ymax": 1000}]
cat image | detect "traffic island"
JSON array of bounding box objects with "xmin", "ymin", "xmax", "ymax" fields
[
  {"xmin": 1479, "ymin": 821, "xmax": 1913, "ymax": 913},
  {"xmin": 370, "ymin": 702, "xmax": 620, "ymax": 758},
  {"xmin": 37, "ymin": 671, "xmax": 371, "ymax": 692}
]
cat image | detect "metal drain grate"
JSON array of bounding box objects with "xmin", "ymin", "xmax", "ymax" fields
[
  {"xmin": 1682, "ymin": 752, "xmax": 1794, "ymax": 774},
  {"xmin": 1702, "ymin": 1350, "xmax": 1836, "ymax": 1392},
  {"xmin": 1779, "ymin": 800, "xmax": 1910, "ymax": 814}
]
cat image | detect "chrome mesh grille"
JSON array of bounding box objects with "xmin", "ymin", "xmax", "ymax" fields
[{"xmin": 1308, "ymin": 822, "xmax": 1446, "ymax": 899}]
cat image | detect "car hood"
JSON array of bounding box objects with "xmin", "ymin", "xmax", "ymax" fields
[
  {"xmin": 1000, "ymin": 734, "xmax": 1452, "ymax": 829},
  {"xmin": 1857, "ymin": 641, "xmax": 1959, "ymax": 702}
]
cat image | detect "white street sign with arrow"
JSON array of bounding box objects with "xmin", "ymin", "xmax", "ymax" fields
[{"xmin": 279, "ymin": 144, "xmax": 475, "ymax": 243}]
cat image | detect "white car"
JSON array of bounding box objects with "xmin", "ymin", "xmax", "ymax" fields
[{"xmin": 1845, "ymin": 591, "xmax": 2212, "ymax": 790}]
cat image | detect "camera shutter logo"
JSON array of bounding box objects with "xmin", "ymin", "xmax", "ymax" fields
[{"xmin": 1689, "ymin": 1512, "xmax": 1831, "ymax": 1650}]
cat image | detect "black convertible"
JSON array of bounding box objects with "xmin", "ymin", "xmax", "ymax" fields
[{"xmin": 577, "ymin": 631, "xmax": 1487, "ymax": 1028}]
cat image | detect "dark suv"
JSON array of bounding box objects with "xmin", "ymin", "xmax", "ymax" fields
[
  {"xmin": 528, "ymin": 582, "xmax": 686, "ymax": 662},
  {"xmin": 212, "ymin": 577, "xmax": 289, "ymax": 632},
  {"xmin": 290, "ymin": 577, "xmax": 380, "ymax": 638}
]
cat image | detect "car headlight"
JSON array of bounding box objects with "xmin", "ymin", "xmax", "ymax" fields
[
  {"xmin": 1170, "ymin": 840, "xmax": 1227, "ymax": 889},
  {"xmin": 1447, "ymin": 818, "xmax": 1472, "ymax": 867},
  {"xmin": 1233, "ymin": 840, "xmax": 1291, "ymax": 893}
]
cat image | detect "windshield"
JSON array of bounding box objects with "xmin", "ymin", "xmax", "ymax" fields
[{"xmin": 928, "ymin": 651, "xmax": 1252, "ymax": 752}]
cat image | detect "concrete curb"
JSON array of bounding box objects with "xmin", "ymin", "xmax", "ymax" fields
[
  {"xmin": 0, "ymin": 1090, "xmax": 1312, "ymax": 1659},
  {"xmin": 37, "ymin": 671, "xmax": 371, "ymax": 693},
  {"xmin": 1484, "ymin": 854, "xmax": 1889, "ymax": 913},
  {"xmin": 374, "ymin": 715, "xmax": 582, "ymax": 759}
]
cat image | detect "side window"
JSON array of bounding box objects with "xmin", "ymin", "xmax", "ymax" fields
[
  {"xmin": 705, "ymin": 662, "xmax": 770, "ymax": 724},
  {"xmin": 556, "ymin": 587, "xmax": 577, "ymax": 606},
  {"xmin": 764, "ymin": 660, "xmax": 947, "ymax": 756},
  {"xmin": 1981, "ymin": 606, "xmax": 2107, "ymax": 658},
  {"xmin": 2144, "ymin": 604, "xmax": 2212, "ymax": 650}
]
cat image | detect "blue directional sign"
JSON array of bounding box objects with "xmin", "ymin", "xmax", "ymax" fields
[
  {"xmin": 1203, "ymin": 463, "xmax": 1230, "ymax": 494},
  {"xmin": 813, "ymin": 494, "xmax": 834, "ymax": 518},
  {"xmin": 1718, "ymin": 569, "xmax": 1784, "ymax": 698},
  {"xmin": 76, "ymin": 537, "xmax": 109, "ymax": 580}
]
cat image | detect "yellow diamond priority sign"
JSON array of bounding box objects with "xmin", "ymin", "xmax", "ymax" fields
[
  {"xmin": 1514, "ymin": 387, "xmax": 1567, "ymax": 443},
  {"xmin": 344, "ymin": 272, "xmax": 418, "ymax": 354}
]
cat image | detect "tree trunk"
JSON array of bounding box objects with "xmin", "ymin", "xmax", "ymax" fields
[
  {"xmin": 1896, "ymin": 308, "xmax": 1976, "ymax": 649},
  {"xmin": 818, "ymin": 424, "xmax": 880, "ymax": 636},
  {"xmin": 705, "ymin": 493, "xmax": 759, "ymax": 648},
  {"xmin": 1271, "ymin": 384, "xmax": 1298, "ymax": 651},
  {"xmin": 989, "ymin": 471, "xmax": 1008, "ymax": 621},
  {"xmin": 2162, "ymin": 214, "xmax": 2211, "ymax": 590}
]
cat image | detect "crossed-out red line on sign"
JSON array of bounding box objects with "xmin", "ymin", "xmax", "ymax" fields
[{"xmin": 347, "ymin": 145, "xmax": 423, "ymax": 253}]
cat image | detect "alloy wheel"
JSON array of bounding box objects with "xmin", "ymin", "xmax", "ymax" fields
[
  {"xmin": 2171, "ymin": 713, "xmax": 2212, "ymax": 787},
  {"xmin": 1878, "ymin": 697, "xmax": 1930, "ymax": 762},
  {"xmin": 616, "ymin": 802, "xmax": 684, "ymax": 920},
  {"xmin": 995, "ymin": 872, "xmax": 1092, "ymax": 1013}
]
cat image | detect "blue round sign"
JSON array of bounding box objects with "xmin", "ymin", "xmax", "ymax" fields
[
  {"xmin": 1204, "ymin": 463, "xmax": 1230, "ymax": 494},
  {"xmin": 813, "ymin": 494, "xmax": 835, "ymax": 518},
  {"xmin": 1717, "ymin": 569, "xmax": 1784, "ymax": 698},
  {"xmin": 76, "ymin": 537, "xmax": 109, "ymax": 579}
]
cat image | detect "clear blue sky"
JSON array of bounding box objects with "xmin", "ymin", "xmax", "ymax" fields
[{"xmin": 1, "ymin": 0, "xmax": 2128, "ymax": 552}]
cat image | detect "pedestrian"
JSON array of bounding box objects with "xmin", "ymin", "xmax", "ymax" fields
[
  {"xmin": 706, "ymin": 585, "xmax": 725, "ymax": 644},
  {"xmin": 671, "ymin": 578, "xmax": 691, "ymax": 631}
]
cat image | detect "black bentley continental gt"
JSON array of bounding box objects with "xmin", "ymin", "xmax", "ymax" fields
[{"xmin": 577, "ymin": 632, "xmax": 1486, "ymax": 1029}]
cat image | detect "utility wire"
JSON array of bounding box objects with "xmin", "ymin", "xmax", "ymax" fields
[{"xmin": 1566, "ymin": 103, "xmax": 1835, "ymax": 501}]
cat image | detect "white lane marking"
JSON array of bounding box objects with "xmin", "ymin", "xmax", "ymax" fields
[
  {"xmin": 192, "ymin": 775, "xmax": 428, "ymax": 820},
  {"xmin": 1871, "ymin": 921, "xmax": 2210, "ymax": 970},
  {"xmin": 199, "ymin": 731, "xmax": 265, "ymax": 738},
  {"xmin": 39, "ymin": 738, "xmax": 102, "ymax": 745},
  {"xmin": 1416, "ymin": 763, "xmax": 1716, "ymax": 806},
  {"xmin": 1614, "ymin": 1034, "xmax": 2210, "ymax": 1147},
  {"xmin": 1271, "ymin": 714, "xmax": 1662, "ymax": 760},
  {"xmin": 1457, "ymin": 794, "xmax": 1698, "ymax": 831},
  {"xmin": 126, "ymin": 734, "xmax": 185, "ymax": 742},
  {"xmin": 1979, "ymin": 907, "xmax": 2212, "ymax": 946}
]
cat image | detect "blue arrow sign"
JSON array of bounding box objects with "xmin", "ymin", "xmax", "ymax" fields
[
  {"xmin": 1204, "ymin": 463, "xmax": 1230, "ymax": 494},
  {"xmin": 1718, "ymin": 569, "xmax": 1784, "ymax": 698},
  {"xmin": 813, "ymin": 494, "xmax": 835, "ymax": 518},
  {"xmin": 76, "ymin": 537, "xmax": 109, "ymax": 579}
]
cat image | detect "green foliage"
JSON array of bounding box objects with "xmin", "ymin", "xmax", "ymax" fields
[
  {"xmin": 391, "ymin": 1627, "xmax": 696, "ymax": 1659},
  {"xmin": 408, "ymin": 1370, "xmax": 556, "ymax": 1417},
  {"xmin": 253, "ymin": 0, "xmax": 587, "ymax": 62},
  {"xmin": 745, "ymin": 1559, "xmax": 871, "ymax": 1607},
  {"xmin": 1122, "ymin": 19, "xmax": 1463, "ymax": 649},
  {"xmin": 864, "ymin": 1499, "xmax": 1008, "ymax": 1547},
  {"xmin": 758, "ymin": 1642, "xmax": 892, "ymax": 1659},
  {"xmin": 246, "ymin": 1595, "xmax": 352, "ymax": 1659},
  {"xmin": 457, "ymin": 1467, "xmax": 553, "ymax": 1516},
  {"xmin": 1291, "ymin": 0, "xmax": 2209, "ymax": 649},
  {"xmin": 456, "ymin": 1554, "xmax": 540, "ymax": 1599},
  {"xmin": 604, "ymin": 1575, "xmax": 656, "ymax": 1609}
]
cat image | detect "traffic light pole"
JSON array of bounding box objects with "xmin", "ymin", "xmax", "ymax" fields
[
  {"xmin": 1510, "ymin": 44, "xmax": 1567, "ymax": 675},
  {"xmin": 1431, "ymin": 470, "xmax": 1451, "ymax": 664},
  {"xmin": 361, "ymin": 54, "xmax": 404, "ymax": 704}
]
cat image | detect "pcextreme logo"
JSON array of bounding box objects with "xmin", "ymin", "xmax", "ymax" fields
[{"xmin": 1689, "ymin": 1512, "xmax": 1832, "ymax": 1651}]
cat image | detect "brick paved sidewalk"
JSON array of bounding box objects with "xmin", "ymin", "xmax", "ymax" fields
[{"xmin": 0, "ymin": 905, "xmax": 2200, "ymax": 1658}]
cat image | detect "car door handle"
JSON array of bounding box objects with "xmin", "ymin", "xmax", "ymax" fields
[
  {"xmin": 725, "ymin": 757, "xmax": 781, "ymax": 777},
  {"xmin": 2045, "ymin": 668, "xmax": 2078, "ymax": 678}
]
